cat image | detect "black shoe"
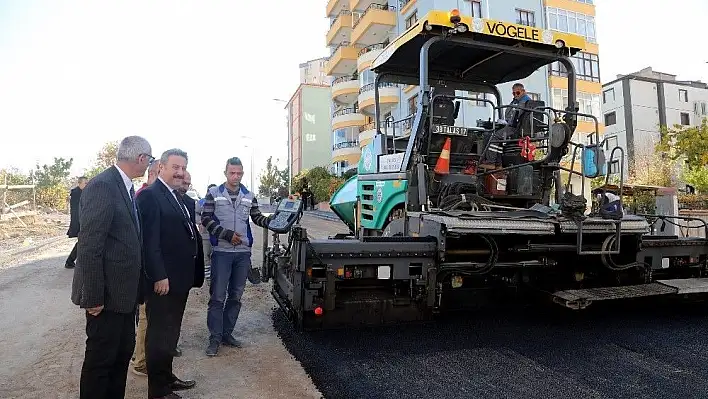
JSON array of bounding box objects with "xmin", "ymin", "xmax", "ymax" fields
[
  {"xmin": 205, "ymin": 340, "xmax": 219, "ymax": 357},
  {"xmin": 169, "ymin": 377, "xmax": 196, "ymax": 391},
  {"xmin": 222, "ymin": 334, "xmax": 242, "ymax": 348}
]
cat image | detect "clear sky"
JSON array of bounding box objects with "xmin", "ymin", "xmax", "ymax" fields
[{"xmin": 0, "ymin": 1, "xmax": 705, "ymax": 194}]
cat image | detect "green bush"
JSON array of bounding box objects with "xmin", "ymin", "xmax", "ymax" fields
[
  {"xmin": 292, "ymin": 166, "xmax": 347, "ymax": 204},
  {"xmin": 679, "ymin": 193, "xmax": 708, "ymax": 210}
]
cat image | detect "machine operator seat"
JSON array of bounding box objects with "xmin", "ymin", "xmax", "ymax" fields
[
  {"xmin": 516, "ymin": 100, "xmax": 547, "ymax": 138},
  {"xmin": 431, "ymin": 97, "xmax": 459, "ymax": 126}
]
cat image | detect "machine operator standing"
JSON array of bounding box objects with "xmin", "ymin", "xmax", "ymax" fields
[{"xmin": 200, "ymin": 157, "xmax": 273, "ymax": 357}]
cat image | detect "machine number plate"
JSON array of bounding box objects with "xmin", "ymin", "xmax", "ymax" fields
[{"xmin": 432, "ymin": 124, "xmax": 468, "ymax": 136}]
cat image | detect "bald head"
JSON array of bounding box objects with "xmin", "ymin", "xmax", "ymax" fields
[{"xmin": 178, "ymin": 170, "xmax": 192, "ymax": 196}]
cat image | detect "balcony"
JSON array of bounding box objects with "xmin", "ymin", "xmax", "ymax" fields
[
  {"xmin": 325, "ymin": 42, "xmax": 359, "ymax": 76},
  {"xmin": 331, "ymin": 75, "xmax": 360, "ymax": 105},
  {"xmin": 358, "ymin": 122, "xmax": 376, "ymax": 147},
  {"xmin": 326, "ymin": 10, "xmax": 353, "ymax": 47},
  {"xmin": 351, "ymin": 4, "xmax": 396, "ymax": 46},
  {"xmin": 349, "ymin": 0, "xmax": 379, "ymax": 12},
  {"xmin": 358, "ymin": 82, "xmax": 400, "ymax": 115},
  {"xmin": 326, "ymin": 0, "xmax": 349, "ymax": 18},
  {"xmin": 332, "ymin": 140, "xmax": 362, "ymax": 163},
  {"xmin": 332, "ymin": 107, "xmax": 367, "ymax": 130},
  {"xmin": 357, "ymin": 42, "xmax": 387, "ymax": 73}
]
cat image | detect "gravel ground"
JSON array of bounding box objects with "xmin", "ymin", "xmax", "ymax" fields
[
  {"xmin": 0, "ymin": 213, "xmax": 69, "ymax": 253},
  {"xmin": 274, "ymin": 218, "xmax": 708, "ymax": 399},
  {"xmin": 0, "ymin": 214, "xmax": 329, "ymax": 399}
]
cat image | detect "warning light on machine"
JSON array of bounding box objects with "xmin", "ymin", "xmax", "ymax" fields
[
  {"xmin": 314, "ymin": 307, "xmax": 323, "ymax": 316},
  {"xmin": 449, "ymin": 9, "xmax": 461, "ymax": 24}
]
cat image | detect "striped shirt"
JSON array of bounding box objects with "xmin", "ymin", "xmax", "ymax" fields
[{"xmin": 200, "ymin": 186, "xmax": 270, "ymax": 243}]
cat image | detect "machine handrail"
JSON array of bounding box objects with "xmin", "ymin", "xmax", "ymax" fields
[{"xmin": 638, "ymin": 214, "xmax": 708, "ymax": 239}]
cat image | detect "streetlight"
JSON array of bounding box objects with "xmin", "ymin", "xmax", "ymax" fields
[{"xmin": 238, "ymin": 135, "xmax": 256, "ymax": 191}]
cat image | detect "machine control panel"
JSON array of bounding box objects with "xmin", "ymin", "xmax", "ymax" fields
[{"xmin": 267, "ymin": 197, "xmax": 303, "ymax": 234}]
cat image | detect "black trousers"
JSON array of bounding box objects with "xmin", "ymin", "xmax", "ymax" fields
[
  {"xmin": 66, "ymin": 241, "xmax": 78, "ymax": 265},
  {"xmin": 80, "ymin": 309, "xmax": 136, "ymax": 399},
  {"xmin": 146, "ymin": 290, "xmax": 189, "ymax": 398}
]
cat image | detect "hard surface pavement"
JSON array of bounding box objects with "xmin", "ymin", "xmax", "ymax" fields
[{"xmin": 4, "ymin": 214, "xmax": 708, "ymax": 399}]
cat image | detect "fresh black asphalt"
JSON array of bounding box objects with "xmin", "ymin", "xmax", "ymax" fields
[{"xmin": 274, "ymin": 298, "xmax": 708, "ymax": 399}]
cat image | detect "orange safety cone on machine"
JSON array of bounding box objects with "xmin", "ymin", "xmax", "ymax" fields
[{"xmin": 434, "ymin": 137, "xmax": 452, "ymax": 175}]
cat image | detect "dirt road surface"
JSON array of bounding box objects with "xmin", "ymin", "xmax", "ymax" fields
[{"xmin": 0, "ymin": 214, "xmax": 346, "ymax": 399}]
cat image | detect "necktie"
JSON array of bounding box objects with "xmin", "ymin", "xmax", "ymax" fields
[
  {"xmin": 129, "ymin": 185, "xmax": 140, "ymax": 233},
  {"xmin": 173, "ymin": 190, "xmax": 195, "ymax": 238}
]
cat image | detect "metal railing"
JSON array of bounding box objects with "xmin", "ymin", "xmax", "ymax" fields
[
  {"xmin": 399, "ymin": 0, "xmax": 414, "ymax": 9},
  {"xmin": 358, "ymin": 42, "xmax": 389, "ymax": 56},
  {"xmin": 359, "ymin": 82, "xmax": 397, "ymax": 94},
  {"xmin": 332, "ymin": 75, "xmax": 358, "ymax": 85},
  {"xmin": 330, "ymin": 10, "xmax": 352, "ymax": 27},
  {"xmin": 333, "ymin": 141, "xmax": 360, "ymax": 150},
  {"xmin": 353, "ymin": 3, "xmax": 396, "ymax": 29},
  {"xmin": 332, "ymin": 107, "xmax": 359, "ymax": 118}
]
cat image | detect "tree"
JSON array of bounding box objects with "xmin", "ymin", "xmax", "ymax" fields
[
  {"xmin": 0, "ymin": 168, "xmax": 33, "ymax": 205},
  {"xmin": 655, "ymin": 118, "xmax": 708, "ymax": 194},
  {"xmin": 342, "ymin": 168, "xmax": 357, "ymax": 180},
  {"xmin": 85, "ymin": 141, "xmax": 118, "ymax": 179},
  {"xmin": 681, "ymin": 167, "xmax": 708, "ymax": 193},
  {"xmin": 258, "ymin": 156, "xmax": 282, "ymax": 198},
  {"xmin": 32, "ymin": 157, "xmax": 74, "ymax": 210},
  {"xmin": 292, "ymin": 166, "xmax": 345, "ymax": 204},
  {"xmin": 33, "ymin": 157, "xmax": 73, "ymax": 188},
  {"xmin": 657, "ymin": 118, "xmax": 708, "ymax": 169},
  {"xmin": 277, "ymin": 166, "xmax": 289, "ymax": 197}
]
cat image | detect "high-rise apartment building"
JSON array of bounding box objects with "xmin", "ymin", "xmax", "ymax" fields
[
  {"xmin": 299, "ymin": 57, "xmax": 329, "ymax": 85},
  {"xmin": 286, "ymin": 83, "xmax": 333, "ymax": 182},
  {"xmin": 602, "ymin": 67, "xmax": 708, "ymax": 178},
  {"xmin": 324, "ymin": 0, "xmax": 601, "ymax": 180}
]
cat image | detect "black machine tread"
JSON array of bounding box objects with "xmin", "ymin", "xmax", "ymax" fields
[{"xmin": 553, "ymin": 283, "xmax": 678, "ymax": 303}]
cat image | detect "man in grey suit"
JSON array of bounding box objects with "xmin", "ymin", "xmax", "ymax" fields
[{"xmin": 71, "ymin": 135, "xmax": 154, "ymax": 399}]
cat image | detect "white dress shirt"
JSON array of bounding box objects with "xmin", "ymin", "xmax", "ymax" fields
[
  {"xmin": 158, "ymin": 177, "xmax": 194, "ymax": 237},
  {"xmin": 115, "ymin": 165, "xmax": 134, "ymax": 196}
]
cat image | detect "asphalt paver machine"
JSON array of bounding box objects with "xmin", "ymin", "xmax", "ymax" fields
[{"xmin": 262, "ymin": 10, "xmax": 708, "ymax": 330}]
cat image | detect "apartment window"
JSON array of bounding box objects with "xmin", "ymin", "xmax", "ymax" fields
[
  {"xmin": 550, "ymin": 52, "xmax": 600, "ymax": 82},
  {"xmin": 408, "ymin": 94, "xmax": 418, "ymax": 115},
  {"xmin": 552, "ymin": 88, "xmax": 600, "ymax": 122},
  {"xmin": 528, "ymin": 92, "xmax": 540, "ymax": 101},
  {"xmin": 468, "ymin": 91, "xmax": 493, "ymax": 107},
  {"xmin": 546, "ymin": 7, "xmax": 596, "ymax": 43},
  {"xmin": 679, "ymin": 89, "xmax": 688, "ymax": 102},
  {"xmin": 405, "ymin": 11, "xmax": 418, "ymax": 29},
  {"xmin": 681, "ymin": 112, "xmax": 690, "ymax": 125},
  {"xmin": 516, "ymin": 9, "xmax": 535, "ymax": 27},
  {"xmin": 605, "ymin": 135, "xmax": 618, "ymax": 150},
  {"xmin": 603, "ymin": 88, "xmax": 615, "ymax": 103},
  {"xmin": 609, "ymin": 160, "xmax": 620, "ymax": 175},
  {"xmin": 604, "ymin": 111, "xmax": 616, "ymax": 126},
  {"xmin": 470, "ymin": 1, "xmax": 482, "ymax": 18}
]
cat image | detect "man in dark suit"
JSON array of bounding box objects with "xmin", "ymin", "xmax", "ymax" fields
[
  {"xmin": 137, "ymin": 149, "xmax": 204, "ymax": 399},
  {"xmin": 65, "ymin": 176, "xmax": 87, "ymax": 269},
  {"xmin": 71, "ymin": 136, "xmax": 153, "ymax": 399}
]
